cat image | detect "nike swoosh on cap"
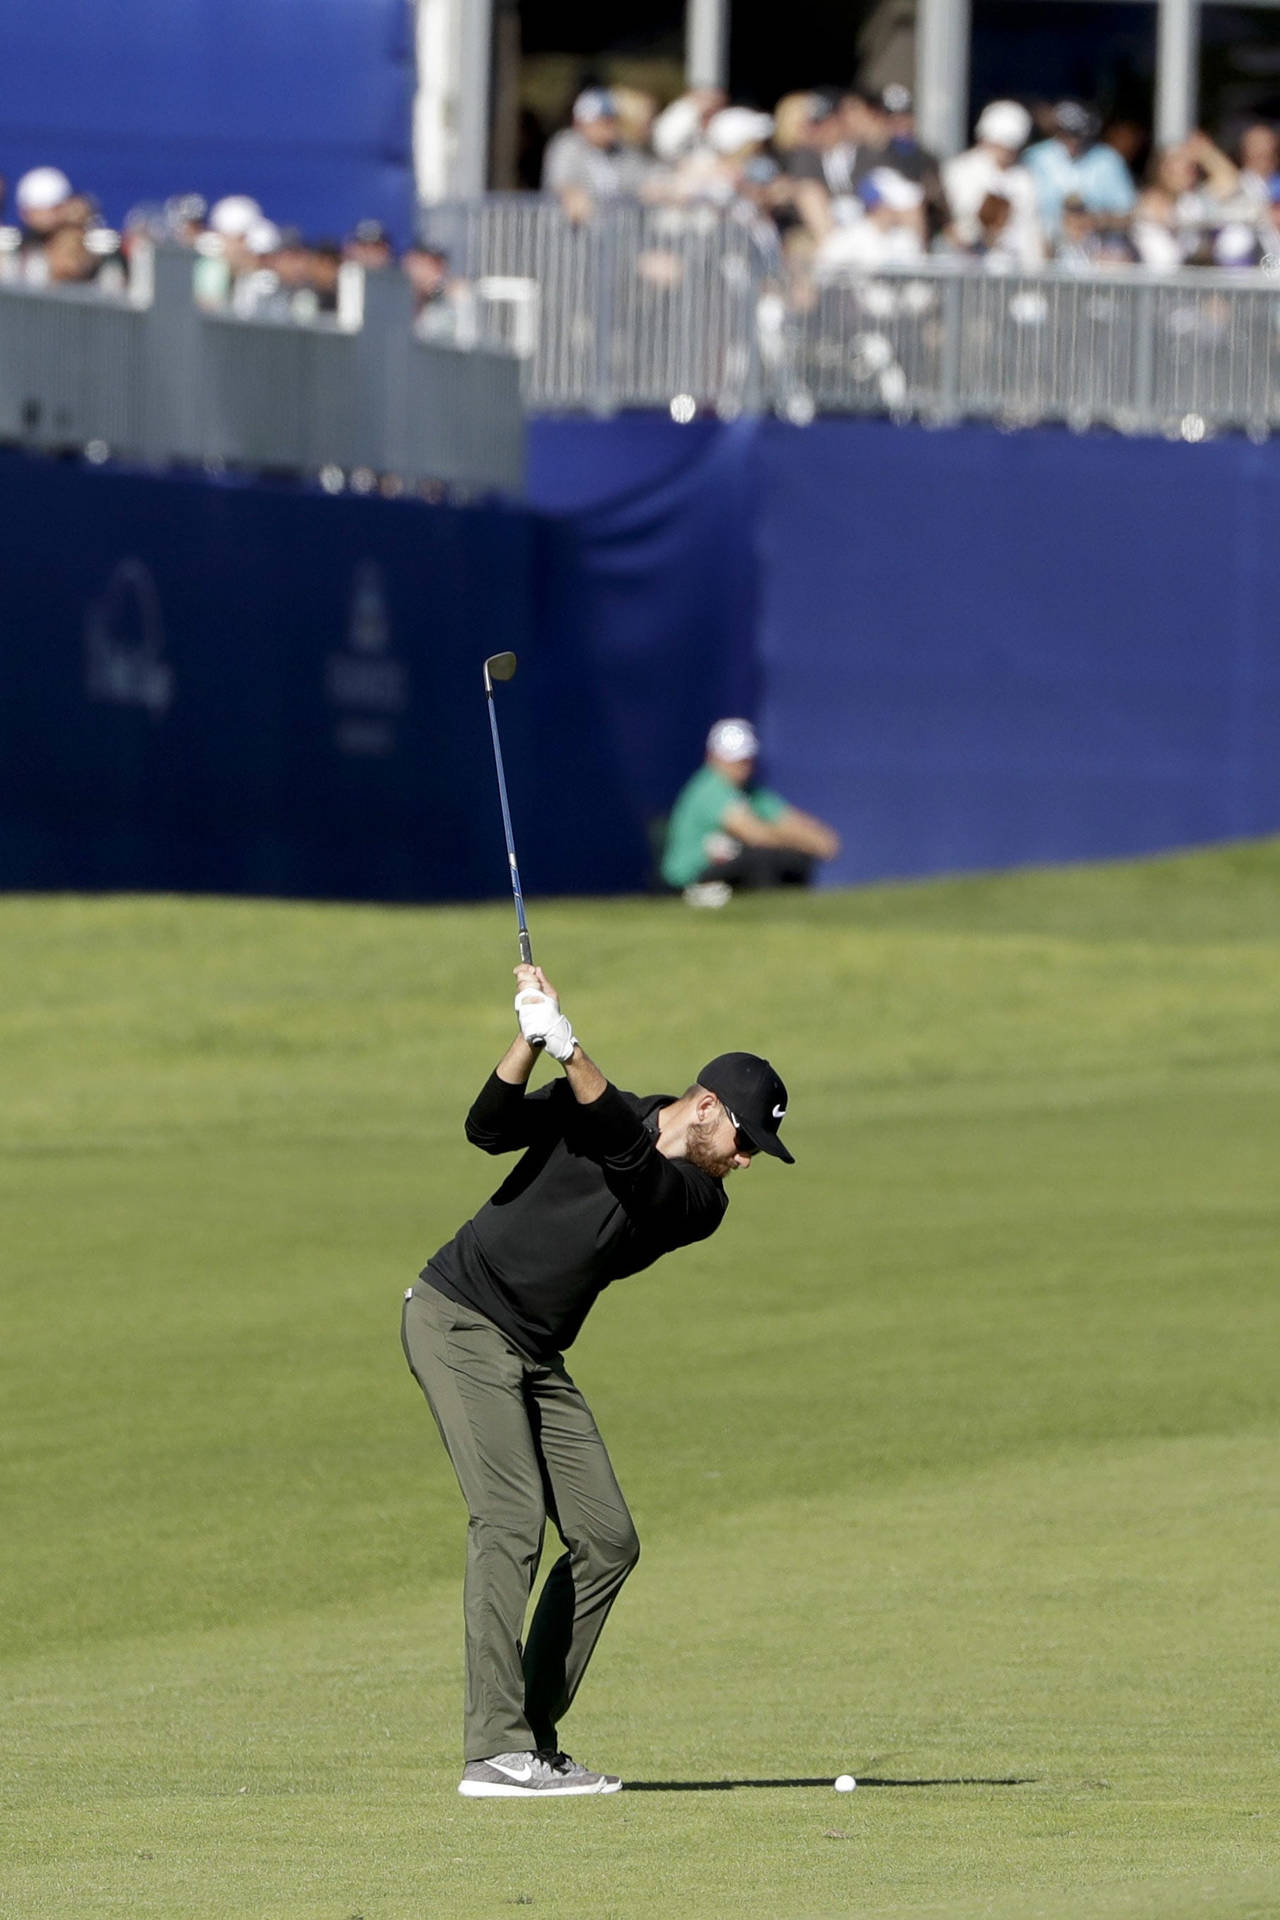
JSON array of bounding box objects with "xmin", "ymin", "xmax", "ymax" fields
[{"xmin": 772, "ymin": 1104, "xmax": 786, "ymax": 1119}]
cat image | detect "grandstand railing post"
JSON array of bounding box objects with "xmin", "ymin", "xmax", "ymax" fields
[
  {"xmin": 1133, "ymin": 281, "xmax": 1157, "ymax": 434},
  {"xmin": 593, "ymin": 206, "xmax": 617, "ymax": 418},
  {"xmin": 940, "ymin": 268, "xmax": 963, "ymax": 424},
  {"xmin": 346, "ymin": 264, "xmax": 416, "ymax": 479},
  {"xmin": 142, "ymin": 243, "xmax": 204, "ymax": 467}
]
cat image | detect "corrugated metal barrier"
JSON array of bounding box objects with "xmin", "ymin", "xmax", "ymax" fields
[
  {"xmin": 0, "ymin": 245, "xmax": 524, "ymax": 494},
  {"xmin": 425, "ymin": 196, "xmax": 1280, "ymax": 438}
]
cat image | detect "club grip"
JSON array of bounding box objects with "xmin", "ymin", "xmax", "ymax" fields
[{"xmin": 518, "ymin": 930, "xmax": 533, "ymax": 965}]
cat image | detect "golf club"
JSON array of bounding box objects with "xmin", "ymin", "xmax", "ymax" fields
[{"xmin": 483, "ymin": 651, "xmax": 533, "ymax": 965}]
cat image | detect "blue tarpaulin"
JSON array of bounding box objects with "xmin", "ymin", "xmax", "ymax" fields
[
  {"xmin": 751, "ymin": 418, "xmax": 1280, "ymax": 884},
  {"xmin": 2, "ymin": 417, "xmax": 1279, "ymax": 900},
  {"xmin": 0, "ymin": 0, "xmax": 413, "ymax": 244}
]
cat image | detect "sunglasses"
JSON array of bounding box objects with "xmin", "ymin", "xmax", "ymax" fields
[{"xmin": 720, "ymin": 1102, "xmax": 757, "ymax": 1157}]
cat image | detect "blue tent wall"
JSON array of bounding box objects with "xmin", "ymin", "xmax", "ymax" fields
[
  {"xmin": 2, "ymin": 419, "xmax": 1279, "ymax": 900},
  {"xmin": 0, "ymin": 0, "xmax": 413, "ymax": 244},
  {"xmin": 752, "ymin": 419, "xmax": 1280, "ymax": 884}
]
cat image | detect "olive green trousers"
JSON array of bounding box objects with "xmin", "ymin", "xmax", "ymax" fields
[{"xmin": 401, "ymin": 1281, "xmax": 640, "ymax": 1764}]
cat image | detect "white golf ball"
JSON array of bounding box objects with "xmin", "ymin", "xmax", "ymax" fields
[{"xmin": 834, "ymin": 1774, "xmax": 857, "ymax": 1793}]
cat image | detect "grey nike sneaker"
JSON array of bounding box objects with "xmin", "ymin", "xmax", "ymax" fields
[
  {"xmin": 458, "ymin": 1749, "xmax": 622, "ymax": 1798},
  {"xmin": 541, "ymin": 1749, "xmax": 622, "ymax": 1793}
]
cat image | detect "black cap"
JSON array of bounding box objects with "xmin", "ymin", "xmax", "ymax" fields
[
  {"xmin": 697, "ymin": 1052, "xmax": 794, "ymax": 1164},
  {"xmin": 1054, "ymin": 99, "xmax": 1099, "ymax": 140}
]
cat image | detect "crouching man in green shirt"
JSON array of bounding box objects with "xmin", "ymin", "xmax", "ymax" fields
[
  {"xmin": 401, "ymin": 963, "xmax": 795, "ymax": 1796},
  {"xmin": 661, "ymin": 718, "xmax": 841, "ymax": 907}
]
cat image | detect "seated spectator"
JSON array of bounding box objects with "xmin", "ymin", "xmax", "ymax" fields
[
  {"xmin": 165, "ymin": 194, "xmax": 209, "ymax": 246},
  {"xmin": 876, "ymin": 82, "xmax": 948, "ymax": 236},
  {"xmin": 1133, "ymin": 132, "xmax": 1242, "ymax": 267},
  {"xmin": 541, "ymin": 87, "xmax": 651, "ymax": 220},
  {"xmin": 13, "ymin": 166, "xmax": 74, "ymax": 279},
  {"xmin": 822, "ymin": 88, "xmax": 889, "ymax": 197},
  {"xmin": 344, "ymin": 219, "xmax": 395, "ymax": 271},
  {"xmin": 612, "ymin": 84, "xmax": 659, "ymax": 160},
  {"xmin": 1101, "ymin": 119, "xmax": 1150, "ymax": 183},
  {"xmin": 43, "ymin": 218, "xmax": 126, "ymax": 292},
  {"xmin": 662, "ymin": 718, "xmax": 841, "ymax": 906},
  {"xmin": 403, "ymin": 242, "xmax": 471, "ymax": 342},
  {"xmin": 1236, "ymin": 121, "xmax": 1279, "ymax": 211},
  {"xmin": 778, "ymin": 89, "xmax": 852, "ymax": 190},
  {"xmin": 1024, "ymin": 100, "xmax": 1136, "ymax": 235},
  {"xmin": 270, "ymin": 226, "xmax": 314, "ymax": 307},
  {"xmin": 940, "ymin": 188, "xmax": 1022, "ymax": 268},
  {"xmin": 759, "ymin": 93, "xmax": 848, "ymax": 250},
  {"xmin": 192, "ymin": 194, "xmax": 263, "ymax": 306},
  {"xmin": 652, "ymin": 87, "xmax": 727, "ymax": 166},
  {"xmin": 876, "ymin": 84, "xmax": 931, "ymax": 180},
  {"xmin": 243, "ymin": 228, "xmax": 344, "ymax": 320},
  {"xmin": 772, "ymin": 91, "xmax": 822, "ymax": 162},
  {"xmin": 943, "ymin": 100, "xmax": 1045, "ymax": 268},
  {"xmin": 15, "ymin": 166, "xmax": 73, "ymax": 244},
  {"xmin": 1258, "ymin": 177, "xmax": 1280, "ymax": 263},
  {"xmin": 1209, "ymin": 221, "xmax": 1260, "ymax": 267},
  {"xmin": 307, "ymin": 240, "xmax": 343, "ymax": 313},
  {"xmin": 662, "ymin": 105, "xmax": 776, "ymax": 208},
  {"xmin": 815, "ymin": 166, "xmax": 926, "ymax": 273},
  {"xmin": 1053, "ymin": 195, "xmax": 1107, "ymax": 268}
]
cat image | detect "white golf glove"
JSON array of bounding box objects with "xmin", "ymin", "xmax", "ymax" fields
[{"xmin": 514, "ymin": 988, "xmax": 577, "ymax": 1062}]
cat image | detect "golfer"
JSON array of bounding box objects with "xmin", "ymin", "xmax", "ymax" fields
[{"xmin": 402, "ymin": 962, "xmax": 794, "ymax": 1797}]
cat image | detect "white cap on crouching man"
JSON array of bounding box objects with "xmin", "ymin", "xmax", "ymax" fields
[{"xmin": 706, "ymin": 718, "xmax": 759, "ymax": 762}]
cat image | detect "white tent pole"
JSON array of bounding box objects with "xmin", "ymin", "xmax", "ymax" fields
[
  {"xmin": 916, "ymin": 0, "xmax": 971, "ymax": 158},
  {"xmin": 686, "ymin": 0, "xmax": 730, "ymax": 90},
  {"xmin": 1154, "ymin": 0, "xmax": 1200, "ymax": 147}
]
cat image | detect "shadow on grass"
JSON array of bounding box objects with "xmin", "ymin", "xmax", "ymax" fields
[{"xmin": 625, "ymin": 1776, "xmax": 1037, "ymax": 1792}]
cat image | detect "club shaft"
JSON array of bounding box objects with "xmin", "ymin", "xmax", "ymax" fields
[{"xmin": 485, "ymin": 691, "xmax": 533, "ymax": 964}]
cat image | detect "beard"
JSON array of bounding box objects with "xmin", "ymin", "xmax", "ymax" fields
[{"xmin": 682, "ymin": 1116, "xmax": 738, "ymax": 1179}]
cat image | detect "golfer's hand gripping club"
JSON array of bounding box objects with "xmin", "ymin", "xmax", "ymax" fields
[
  {"xmin": 514, "ymin": 976, "xmax": 577, "ymax": 1062},
  {"xmin": 514, "ymin": 965, "xmax": 575, "ymax": 1060}
]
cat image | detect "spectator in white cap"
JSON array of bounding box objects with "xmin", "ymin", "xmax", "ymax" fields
[
  {"xmin": 194, "ymin": 193, "xmax": 263, "ymax": 301},
  {"xmin": 814, "ymin": 165, "xmax": 926, "ymax": 272},
  {"xmin": 651, "ymin": 88, "xmax": 727, "ymax": 165},
  {"xmin": 209, "ymin": 194, "xmax": 261, "ymax": 240},
  {"xmin": 661, "ymin": 719, "xmax": 841, "ymax": 907},
  {"xmin": 542, "ymin": 86, "xmax": 652, "ymax": 220},
  {"xmin": 942, "ymin": 100, "xmax": 1045, "ymax": 267},
  {"xmin": 16, "ymin": 166, "xmax": 73, "ymax": 239},
  {"xmin": 706, "ymin": 107, "xmax": 775, "ymax": 158},
  {"xmin": 658, "ymin": 105, "xmax": 778, "ymax": 210}
]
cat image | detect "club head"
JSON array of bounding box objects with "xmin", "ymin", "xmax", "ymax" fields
[{"xmin": 484, "ymin": 651, "xmax": 518, "ymax": 692}]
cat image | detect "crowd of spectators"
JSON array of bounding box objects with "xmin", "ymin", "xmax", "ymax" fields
[
  {"xmin": 5, "ymin": 82, "xmax": 1280, "ymax": 331},
  {"xmin": 539, "ymin": 83, "xmax": 1280, "ymax": 277},
  {"xmin": 0, "ymin": 167, "xmax": 468, "ymax": 336}
]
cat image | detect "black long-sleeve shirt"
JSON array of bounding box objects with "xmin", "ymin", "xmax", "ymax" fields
[{"xmin": 422, "ymin": 1072, "xmax": 728, "ymax": 1362}]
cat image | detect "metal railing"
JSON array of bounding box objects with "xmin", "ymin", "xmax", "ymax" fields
[
  {"xmin": 0, "ymin": 244, "xmax": 524, "ymax": 493},
  {"xmin": 422, "ymin": 196, "xmax": 778, "ymax": 416},
  {"xmin": 782, "ymin": 260, "xmax": 1280, "ymax": 437},
  {"xmin": 423, "ymin": 195, "xmax": 1280, "ymax": 437},
  {"xmin": 6, "ymin": 205, "xmax": 1280, "ymax": 450}
]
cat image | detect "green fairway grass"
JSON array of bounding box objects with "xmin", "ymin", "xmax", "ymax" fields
[{"xmin": 2, "ymin": 845, "xmax": 1278, "ymax": 1918}]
